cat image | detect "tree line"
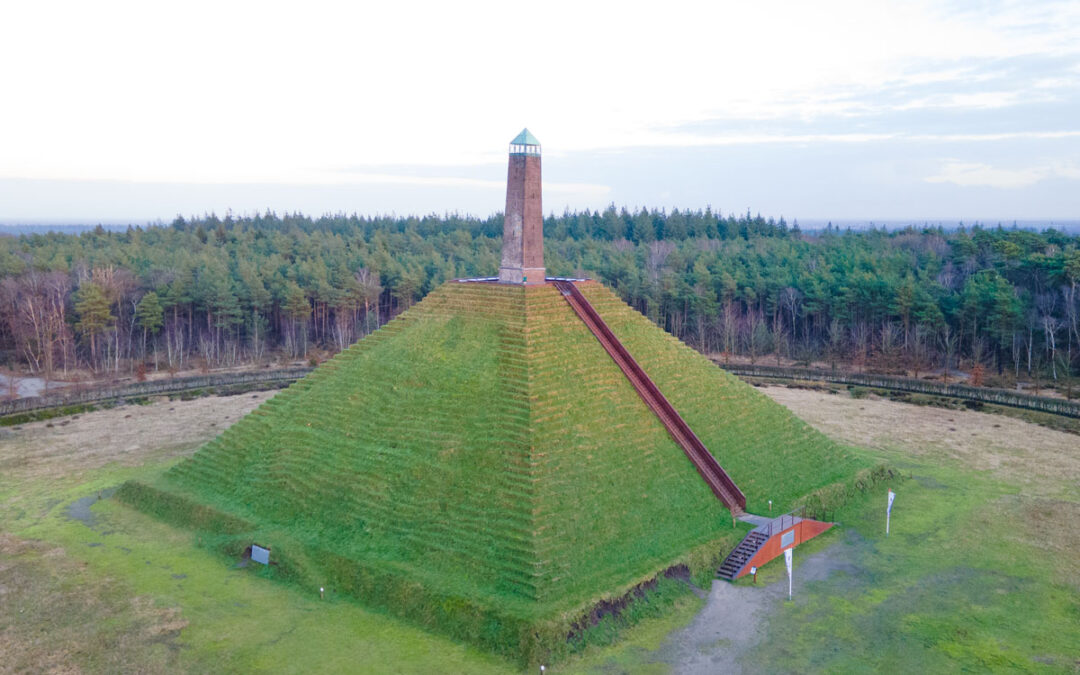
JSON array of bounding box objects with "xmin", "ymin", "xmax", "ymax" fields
[{"xmin": 1, "ymin": 208, "xmax": 1078, "ymax": 391}]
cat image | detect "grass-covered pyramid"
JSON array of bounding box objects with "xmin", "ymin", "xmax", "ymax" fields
[{"xmin": 119, "ymin": 280, "xmax": 862, "ymax": 664}]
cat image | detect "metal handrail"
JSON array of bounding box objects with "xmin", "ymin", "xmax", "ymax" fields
[{"xmin": 761, "ymin": 506, "xmax": 808, "ymax": 538}]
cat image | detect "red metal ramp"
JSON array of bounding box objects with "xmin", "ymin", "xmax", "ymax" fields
[
  {"xmin": 718, "ymin": 510, "xmax": 834, "ymax": 581},
  {"xmin": 552, "ymin": 280, "xmax": 746, "ymax": 513}
]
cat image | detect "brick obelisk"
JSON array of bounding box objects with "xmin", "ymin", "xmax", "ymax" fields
[{"xmin": 498, "ymin": 129, "xmax": 545, "ymax": 285}]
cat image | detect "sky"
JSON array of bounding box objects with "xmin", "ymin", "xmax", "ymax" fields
[{"xmin": 1, "ymin": 0, "xmax": 1078, "ymax": 225}]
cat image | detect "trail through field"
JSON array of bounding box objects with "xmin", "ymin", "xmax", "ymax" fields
[
  {"xmin": 650, "ymin": 530, "xmax": 865, "ymax": 674},
  {"xmin": 0, "ymin": 373, "xmax": 67, "ymax": 398}
]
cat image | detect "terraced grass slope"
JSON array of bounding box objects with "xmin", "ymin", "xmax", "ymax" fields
[
  {"xmin": 119, "ymin": 281, "xmax": 862, "ymax": 663},
  {"xmin": 578, "ymin": 281, "xmax": 864, "ymax": 515}
]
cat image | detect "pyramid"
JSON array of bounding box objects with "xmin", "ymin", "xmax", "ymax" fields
[
  {"xmin": 118, "ymin": 279, "xmax": 861, "ymax": 663},
  {"xmin": 118, "ymin": 131, "xmax": 863, "ymax": 664}
]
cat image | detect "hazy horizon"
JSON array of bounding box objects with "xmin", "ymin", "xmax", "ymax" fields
[{"xmin": 3, "ymin": 212, "xmax": 1079, "ymax": 237}]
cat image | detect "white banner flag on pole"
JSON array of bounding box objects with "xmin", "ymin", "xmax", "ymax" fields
[
  {"xmin": 886, "ymin": 489, "xmax": 895, "ymax": 535},
  {"xmin": 784, "ymin": 548, "xmax": 793, "ymax": 600}
]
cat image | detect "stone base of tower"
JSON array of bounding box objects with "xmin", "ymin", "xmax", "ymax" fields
[{"xmin": 498, "ymin": 266, "xmax": 546, "ymax": 285}]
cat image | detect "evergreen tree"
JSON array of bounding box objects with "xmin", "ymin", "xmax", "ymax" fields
[{"xmin": 75, "ymin": 282, "xmax": 114, "ymax": 370}]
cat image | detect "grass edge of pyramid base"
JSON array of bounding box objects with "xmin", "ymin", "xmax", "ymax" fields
[{"xmin": 115, "ymin": 478, "xmax": 745, "ymax": 666}]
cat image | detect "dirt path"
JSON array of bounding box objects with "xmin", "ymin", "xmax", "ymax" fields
[
  {"xmin": 0, "ymin": 373, "xmax": 68, "ymax": 398},
  {"xmin": 0, "ymin": 392, "xmax": 274, "ymax": 482},
  {"xmin": 651, "ymin": 530, "xmax": 864, "ymax": 674}
]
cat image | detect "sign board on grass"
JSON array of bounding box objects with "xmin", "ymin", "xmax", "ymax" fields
[{"xmin": 252, "ymin": 544, "xmax": 270, "ymax": 565}]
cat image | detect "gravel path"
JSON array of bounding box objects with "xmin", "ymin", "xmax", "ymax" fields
[
  {"xmin": 0, "ymin": 373, "xmax": 66, "ymax": 397},
  {"xmin": 650, "ymin": 530, "xmax": 864, "ymax": 674}
]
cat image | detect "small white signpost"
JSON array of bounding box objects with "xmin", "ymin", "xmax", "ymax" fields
[
  {"xmin": 784, "ymin": 548, "xmax": 793, "ymax": 600},
  {"xmin": 886, "ymin": 489, "xmax": 896, "ymax": 536}
]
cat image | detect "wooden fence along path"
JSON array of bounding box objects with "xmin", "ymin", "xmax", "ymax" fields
[
  {"xmin": 0, "ymin": 367, "xmax": 313, "ymax": 417},
  {"xmin": 717, "ymin": 363, "xmax": 1080, "ymax": 419}
]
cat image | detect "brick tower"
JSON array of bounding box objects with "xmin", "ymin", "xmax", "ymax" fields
[{"xmin": 498, "ymin": 129, "xmax": 545, "ymax": 285}]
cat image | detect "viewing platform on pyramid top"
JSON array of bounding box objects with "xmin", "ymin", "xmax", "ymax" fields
[{"xmin": 509, "ymin": 128, "xmax": 541, "ymax": 155}]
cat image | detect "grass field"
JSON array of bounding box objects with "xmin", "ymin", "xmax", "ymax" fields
[
  {"xmin": 739, "ymin": 388, "xmax": 1080, "ymax": 673},
  {"xmin": 0, "ymin": 393, "xmax": 712, "ymax": 673},
  {"xmin": 3, "ymin": 370, "xmax": 1078, "ymax": 671}
]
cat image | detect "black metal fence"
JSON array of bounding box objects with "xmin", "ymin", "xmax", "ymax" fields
[
  {"xmin": 758, "ymin": 507, "xmax": 806, "ymax": 537},
  {"xmin": 0, "ymin": 367, "xmax": 313, "ymax": 417},
  {"xmin": 7, "ymin": 360, "xmax": 1079, "ymax": 421}
]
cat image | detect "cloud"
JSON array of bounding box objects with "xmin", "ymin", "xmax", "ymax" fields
[
  {"xmin": 0, "ymin": 165, "xmax": 611, "ymax": 201},
  {"xmin": 925, "ymin": 161, "xmax": 1080, "ymax": 188},
  {"xmin": 2, "ymin": 0, "xmax": 1079, "ymax": 220},
  {"xmin": 325, "ymin": 170, "xmax": 610, "ymax": 199},
  {"xmin": 4, "ymin": 0, "xmax": 1080, "ymax": 178}
]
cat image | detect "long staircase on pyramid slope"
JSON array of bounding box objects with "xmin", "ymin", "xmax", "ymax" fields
[{"xmin": 553, "ymin": 279, "xmax": 747, "ymax": 514}]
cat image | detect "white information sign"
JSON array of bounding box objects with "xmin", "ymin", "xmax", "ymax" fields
[
  {"xmin": 252, "ymin": 544, "xmax": 270, "ymax": 565},
  {"xmin": 780, "ymin": 529, "xmax": 795, "ymax": 548}
]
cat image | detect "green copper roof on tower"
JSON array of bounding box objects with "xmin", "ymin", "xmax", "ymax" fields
[{"xmin": 510, "ymin": 128, "xmax": 540, "ymax": 146}]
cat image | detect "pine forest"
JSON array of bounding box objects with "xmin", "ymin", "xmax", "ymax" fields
[{"xmin": 2, "ymin": 208, "xmax": 1078, "ymax": 392}]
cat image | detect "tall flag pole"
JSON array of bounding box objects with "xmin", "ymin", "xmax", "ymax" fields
[
  {"xmin": 784, "ymin": 548, "xmax": 793, "ymax": 600},
  {"xmin": 886, "ymin": 489, "xmax": 896, "ymax": 536}
]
